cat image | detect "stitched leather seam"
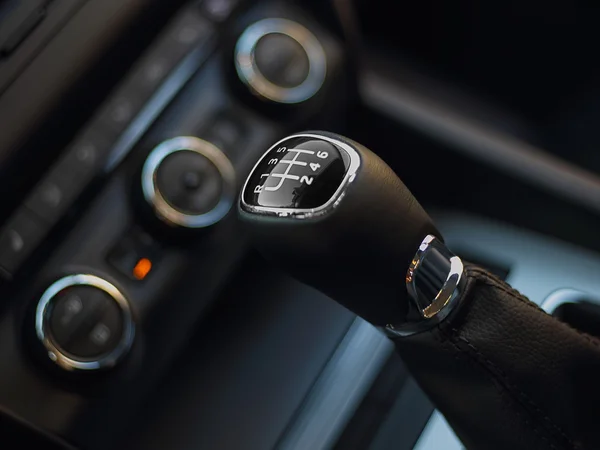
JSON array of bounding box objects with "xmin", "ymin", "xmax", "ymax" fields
[
  {"xmin": 466, "ymin": 267, "xmax": 600, "ymax": 352},
  {"xmin": 432, "ymin": 328, "xmax": 533, "ymax": 448},
  {"xmin": 452, "ymin": 268, "xmax": 579, "ymax": 448},
  {"xmin": 466, "ymin": 267, "xmax": 546, "ymax": 312},
  {"xmin": 442, "ymin": 331, "xmax": 562, "ymax": 450},
  {"xmin": 449, "ymin": 329, "xmax": 576, "ymax": 450}
]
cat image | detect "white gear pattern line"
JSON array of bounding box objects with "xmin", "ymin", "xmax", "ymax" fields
[{"xmin": 263, "ymin": 148, "xmax": 315, "ymax": 192}]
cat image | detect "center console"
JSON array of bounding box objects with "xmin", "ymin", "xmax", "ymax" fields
[
  {"xmin": 3, "ymin": 1, "xmax": 600, "ymax": 449},
  {"xmin": 0, "ymin": 1, "xmax": 349, "ymax": 448}
]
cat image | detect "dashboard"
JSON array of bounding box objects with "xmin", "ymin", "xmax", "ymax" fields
[{"xmin": 2, "ymin": 1, "xmax": 600, "ymax": 449}]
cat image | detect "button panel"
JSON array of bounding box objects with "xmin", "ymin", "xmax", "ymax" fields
[
  {"xmin": 199, "ymin": 0, "xmax": 240, "ymax": 23},
  {"xmin": 0, "ymin": 208, "xmax": 46, "ymax": 278},
  {"xmin": 87, "ymin": 6, "xmax": 215, "ymax": 158},
  {"xmin": 0, "ymin": 5, "xmax": 216, "ymax": 280}
]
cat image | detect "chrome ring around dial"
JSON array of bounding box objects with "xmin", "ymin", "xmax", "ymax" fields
[
  {"xmin": 234, "ymin": 18, "xmax": 327, "ymax": 104},
  {"xmin": 142, "ymin": 136, "xmax": 236, "ymax": 228},
  {"xmin": 35, "ymin": 274, "xmax": 135, "ymax": 371}
]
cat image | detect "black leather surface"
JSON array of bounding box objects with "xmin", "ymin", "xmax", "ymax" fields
[{"xmin": 395, "ymin": 266, "xmax": 600, "ymax": 450}]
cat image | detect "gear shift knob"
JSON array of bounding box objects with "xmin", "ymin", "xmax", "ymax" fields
[{"xmin": 239, "ymin": 131, "xmax": 465, "ymax": 331}]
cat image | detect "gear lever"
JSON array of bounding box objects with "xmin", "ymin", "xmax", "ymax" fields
[
  {"xmin": 239, "ymin": 131, "xmax": 463, "ymax": 331},
  {"xmin": 240, "ymin": 132, "xmax": 600, "ymax": 450}
]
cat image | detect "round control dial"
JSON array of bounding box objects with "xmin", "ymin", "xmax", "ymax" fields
[
  {"xmin": 142, "ymin": 137, "xmax": 236, "ymax": 228},
  {"xmin": 234, "ymin": 18, "xmax": 327, "ymax": 104},
  {"xmin": 35, "ymin": 274, "xmax": 134, "ymax": 371}
]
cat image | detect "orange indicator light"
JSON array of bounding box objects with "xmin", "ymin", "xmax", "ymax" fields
[{"xmin": 133, "ymin": 258, "xmax": 152, "ymax": 280}]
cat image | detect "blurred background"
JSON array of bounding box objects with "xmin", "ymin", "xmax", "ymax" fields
[{"xmin": 1, "ymin": 0, "xmax": 600, "ymax": 449}]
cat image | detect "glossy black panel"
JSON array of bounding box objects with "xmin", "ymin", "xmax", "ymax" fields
[{"xmin": 243, "ymin": 137, "xmax": 347, "ymax": 210}]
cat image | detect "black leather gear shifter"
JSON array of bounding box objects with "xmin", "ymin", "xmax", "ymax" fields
[
  {"xmin": 240, "ymin": 131, "xmax": 443, "ymax": 327},
  {"xmin": 239, "ymin": 131, "xmax": 600, "ymax": 450}
]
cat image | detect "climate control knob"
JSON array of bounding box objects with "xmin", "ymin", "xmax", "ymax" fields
[
  {"xmin": 234, "ymin": 18, "xmax": 327, "ymax": 104},
  {"xmin": 142, "ymin": 137, "xmax": 236, "ymax": 228},
  {"xmin": 35, "ymin": 274, "xmax": 134, "ymax": 371}
]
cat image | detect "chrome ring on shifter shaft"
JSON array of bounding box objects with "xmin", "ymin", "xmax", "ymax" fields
[{"xmin": 385, "ymin": 235, "xmax": 466, "ymax": 337}]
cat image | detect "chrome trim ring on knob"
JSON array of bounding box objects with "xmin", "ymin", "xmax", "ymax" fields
[
  {"xmin": 35, "ymin": 274, "xmax": 135, "ymax": 371},
  {"xmin": 142, "ymin": 136, "xmax": 236, "ymax": 228},
  {"xmin": 385, "ymin": 235, "xmax": 466, "ymax": 337},
  {"xmin": 234, "ymin": 18, "xmax": 327, "ymax": 104},
  {"xmin": 406, "ymin": 235, "xmax": 465, "ymax": 319}
]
